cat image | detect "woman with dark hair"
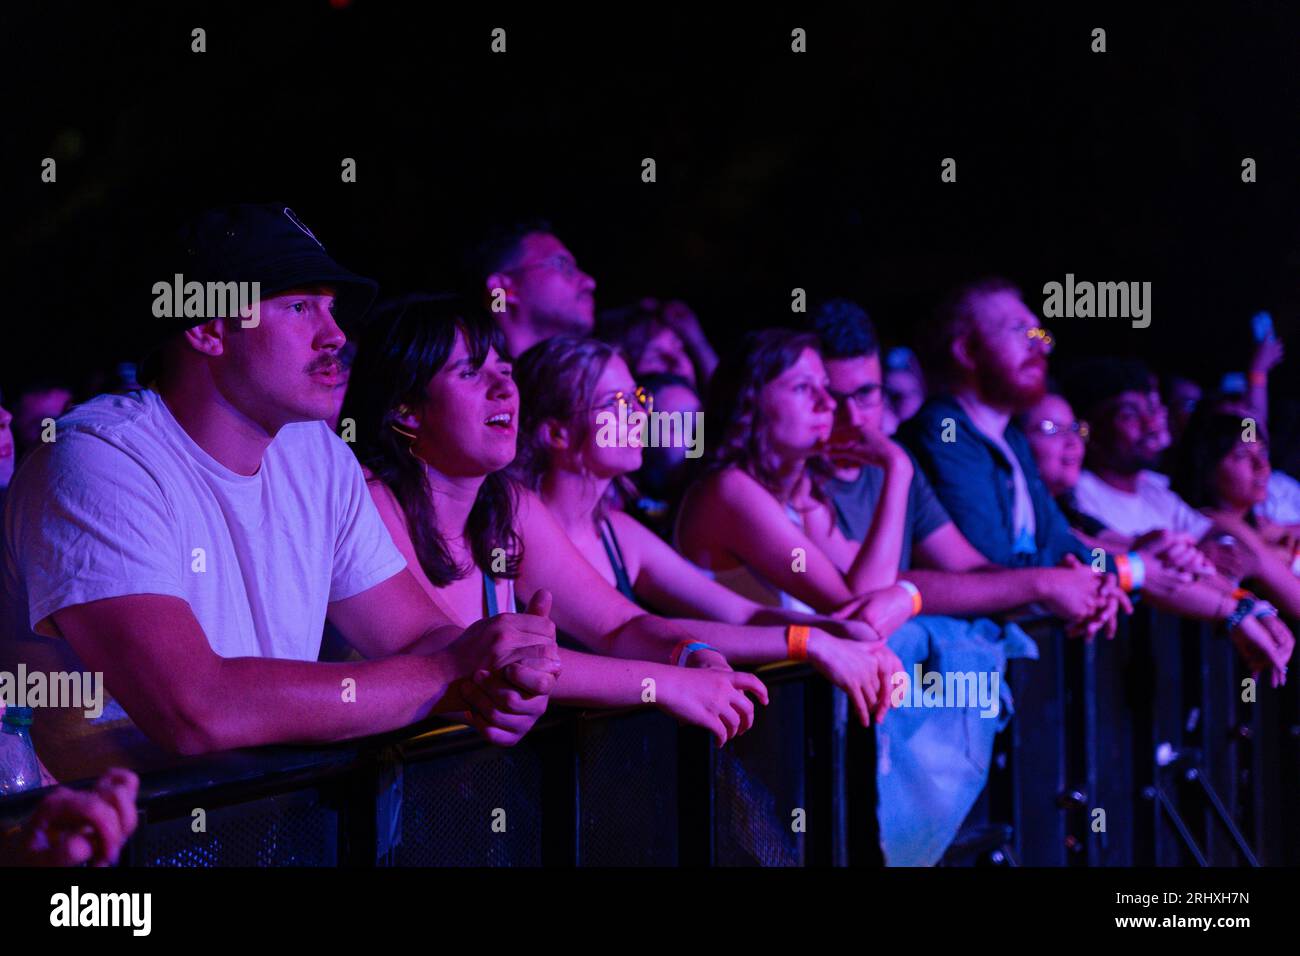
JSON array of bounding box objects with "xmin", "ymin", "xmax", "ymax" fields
[
  {"xmin": 341, "ymin": 295, "xmax": 768, "ymax": 745},
  {"xmin": 511, "ymin": 335, "xmax": 901, "ymax": 727},
  {"xmin": 674, "ymin": 329, "xmax": 919, "ymax": 638},
  {"xmin": 1172, "ymin": 410, "xmax": 1300, "ymax": 626}
]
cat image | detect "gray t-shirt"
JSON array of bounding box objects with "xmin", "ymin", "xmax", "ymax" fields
[{"xmin": 825, "ymin": 464, "xmax": 952, "ymax": 571}]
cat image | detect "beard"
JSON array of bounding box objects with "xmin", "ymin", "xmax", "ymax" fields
[{"xmin": 975, "ymin": 355, "xmax": 1047, "ymax": 412}]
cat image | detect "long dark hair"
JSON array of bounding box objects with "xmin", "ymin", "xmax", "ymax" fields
[
  {"xmin": 341, "ymin": 294, "xmax": 523, "ymax": 586},
  {"xmin": 706, "ymin": 328, "xmax": 832, "ymax": 501},
  {"xmin": 1170, "ymin": 407, "xmax": 1269, "ymax": 511}
]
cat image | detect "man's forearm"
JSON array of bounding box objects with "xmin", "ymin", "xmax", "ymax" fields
[
  {"xmin": 904, "ymin": 567, "xmax": 1043, "ymax": 616},
  {"xmin": 396, "ymin": 622, "xmax": 468, "ymax": 656},
  {"xmin": 177, "ymin": 652, "xmax": 465, "ymax": 754}
]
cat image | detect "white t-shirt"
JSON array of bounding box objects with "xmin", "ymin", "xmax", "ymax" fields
[
  {"xmin": 1260, "ymin": 471, "xmax": 1300, "ymax": 525},
  {"xmin": 1073, "ymin": 469, "xmax": 1213, "ymax": 540},
  {"xmin": 1, "ymin": 389, "xmax": 407, "ymax": 778},
  {"xmin": 956, "ymin": 396, "xmax": 1036, "ymax": 553}
]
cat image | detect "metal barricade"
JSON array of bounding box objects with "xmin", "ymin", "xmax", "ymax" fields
[{"xmin": 1, "ymin": 628, "xmax": 1290, "ymax": 867}]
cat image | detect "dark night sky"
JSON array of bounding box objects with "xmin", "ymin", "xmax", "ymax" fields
[{"xmin": 3, "ymin": 1, "xmax": 1299, "ymax": 397}]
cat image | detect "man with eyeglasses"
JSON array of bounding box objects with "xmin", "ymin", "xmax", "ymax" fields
[
  {"xmin": 812, "ymin": 298, "xmax": 1116, "ymax": 634},
  {"xmin": 898, "ymin": 279, "xmax": 1101, "ymax": 565},
  {"xmin": 469, "ymin": 219, "xmax": 597, "ymax": 358}
]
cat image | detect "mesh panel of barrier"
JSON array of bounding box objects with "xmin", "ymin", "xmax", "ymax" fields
[
  {"xmin": 135, "ymin": 790, "xmax": 338, "ymax": 867},
  {"xmin": 576, "ymin": 710, "xmax": 679, "ymax": 866},
  {"xmin": 395, "ymin": 744, "xmax": 544, "ymax": 866},
  {"xmin": 713, "ymin": 679, "xmax": 806, "ymax": 866}
]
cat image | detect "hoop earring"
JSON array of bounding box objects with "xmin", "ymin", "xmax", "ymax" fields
[{"xmin": 389, "ymin": 420, "xmax": 432, "ymax": 467}]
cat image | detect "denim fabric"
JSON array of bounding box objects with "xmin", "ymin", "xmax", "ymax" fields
[{"xmin": 876, "ymin": 614, "xmax": 1037, "ymax": 866}]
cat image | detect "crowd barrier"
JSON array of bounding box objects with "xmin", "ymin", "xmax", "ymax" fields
[
  {"xmin": 1001, "ymin": 609, "xmax": 1298, "ymax": 866},
  {"xmin": 0, "ymin": 609, "xmax": 1294, "ymax": 866}
]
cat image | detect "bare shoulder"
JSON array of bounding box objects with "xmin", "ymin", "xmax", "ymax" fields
[
  {"xmin": 608, "ymin": 509, "xmax": 660, "ymax": 556},
  {"xmin": 677, "ymin": 466, "xmax": 775, "ymax": 557},
  {"xmin": 363, "ymin": 472, "xmax": 400, "ymax": 516},
  {"xmin": 511, "ymin": 484, "xmax": 550, "ymax": 529},
  {"xmin": 681, "ymin": 466, "xmax": 762, "ymax": 516}
]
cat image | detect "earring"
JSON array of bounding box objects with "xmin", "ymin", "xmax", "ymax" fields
[{"xmin": 390, "ymin": 405, "xmax": 418, "ymax": 441}]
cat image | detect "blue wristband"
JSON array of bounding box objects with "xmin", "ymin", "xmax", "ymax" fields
[
  {"xmin": 1126, "ymin": 552, "xmax": 1146, "ymax": 592},
  {"xmin": 677, "ymin": 641, "xmax": 717, "ymax": 667}
]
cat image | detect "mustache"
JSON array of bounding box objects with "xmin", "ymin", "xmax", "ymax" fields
[{"xmin": 306, "ymin": 356, "xmax": 344, "ymax": 375}]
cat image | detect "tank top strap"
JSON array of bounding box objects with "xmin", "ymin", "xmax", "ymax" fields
[
  {"xmin": 483, "ymin": 569, "xmax": 518, "ymax": 618},
  {"xmin": 599, "ymin": 518, "xmax": 639, "ymax": 603},
  {"xmin": 482, "ymin": 568, "xmax": 499, "ymax": 617}
]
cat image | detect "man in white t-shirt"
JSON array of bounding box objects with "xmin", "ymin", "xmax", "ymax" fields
[
  {"xmin": 1, "ymin": 204, "xmax": 560, "ymax": 780},
  {"xmin": 1065, "ymin": 358, "xmax": 1214, "ymax": 541},
  {"xmin": 1073, "ymin": 470, "xmax": 1213, "ymax": 539}
]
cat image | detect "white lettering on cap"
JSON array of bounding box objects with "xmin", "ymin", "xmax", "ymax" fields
[{"xmin": 283, "ymin": 207, "xmax": 324, "ymax": 250}]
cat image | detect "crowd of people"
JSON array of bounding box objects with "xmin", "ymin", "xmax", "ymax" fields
[{"xmin": 0, "ymin": 203, "xmax": 1295, "ymax": 866}]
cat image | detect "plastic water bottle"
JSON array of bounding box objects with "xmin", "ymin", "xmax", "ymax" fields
[{"xmin": 0, "ymin": 707, "xmax": 42, "ymax": 794}]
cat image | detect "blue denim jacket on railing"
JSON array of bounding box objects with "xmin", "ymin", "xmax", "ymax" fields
[{"xmin": 877, "ymin": 614, "xmax": 1037, "ymax": 866}]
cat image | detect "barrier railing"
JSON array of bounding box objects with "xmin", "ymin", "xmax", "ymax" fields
[
  {"xmin": 0, "ymin": 610, "xmax": 1293, "ymax": 866},
  {"xmin": 0, "ymin": 662, "xmax": 874, "ymax": 867},
  {"xmin": 993, "ymin": 609, "xmax": 1297, "ymax": 866}
]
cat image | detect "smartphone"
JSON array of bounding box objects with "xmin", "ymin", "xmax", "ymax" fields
[{"xmin": 1251, "ymin": 310, "xmax": 1275, "ymax": 343}]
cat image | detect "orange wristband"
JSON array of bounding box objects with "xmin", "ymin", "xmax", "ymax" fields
[
  {"xmin": 897, "ymin": 580, "xmax": 922, "ymax": 616},
  {"xmin": 1249, "ymin": 370, "xmax": 1268, "ymax": 388},
  {"xmin": 1115, "ymin": 553, "xmax": 1133, "ymax": 592},
  {"xmin": 786, "ymin": 624, "xmax": 810, "ymax": 661}
]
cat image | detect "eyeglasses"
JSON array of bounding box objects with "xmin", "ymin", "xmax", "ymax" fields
[
  {"xmin": 1025, "ymin": 326, "xmax": 1055, "ymax": 353},
  {"xmin": 1001, "ymin": 321, "xmax": 1055, "ymax": 352},
  {"xmin": 827, "ymin": 383, "xmax": 884, "ymax": 411},
  {"xmin": 593, "ymin": 386, "xmax": 654, "ymax": 415},
  {"xmin": 503, "ymin": 254, "xmax": 582, "ymax": 281},
  {"xmin": 1032, "ymin": 419, "xmax": 1089, "ymax": 441}
]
